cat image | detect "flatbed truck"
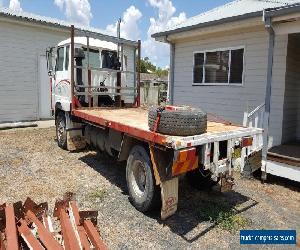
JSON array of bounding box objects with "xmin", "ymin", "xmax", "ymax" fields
[{"xmin": 47, "ymin": 26, "xmax": 263, "ymax": 219}]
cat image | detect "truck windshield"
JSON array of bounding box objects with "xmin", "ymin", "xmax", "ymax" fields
[
  {"xmin": 83, "ymin": 48, "xmax": 100, "ymax": 68},
  {"xmin": 101, "ymin": 50, "xmax": 118, "ymax": 69}
]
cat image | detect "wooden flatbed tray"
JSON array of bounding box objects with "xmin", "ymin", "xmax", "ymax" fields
[{"xmin": 73, "ymin": 107, "xmax": 262, "ymax": 150}]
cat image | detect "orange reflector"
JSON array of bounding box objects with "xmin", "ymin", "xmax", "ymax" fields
[
  {"xmin": 242, "ymin": 137, "xmax": 253, "ymax": 147},
  {"xmin": 172, "ymin": 148, "xmax": 198, "ymax": 177}
]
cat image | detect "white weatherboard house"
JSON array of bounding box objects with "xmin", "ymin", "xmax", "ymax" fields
[
  {"xmin": 0, "ymin": 8, "xmax": 135, "ymax": 123},
  {"xmin": 153, "ymin": 0, "xmax": 300, "ymax": 182}
]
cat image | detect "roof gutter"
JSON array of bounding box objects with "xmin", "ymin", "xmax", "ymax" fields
[
  {"xmin": 261, "ymin": 10, "xmax": 275, "ymax": 181},
  {"xmin": 0, "ymin": 11, "xmax": 138, "ymax": 48},
  {"xmin": 152, "ymin": 10, "xmax": 263, "ymax": 39},
  {"xmin": 264, "ymin": 3, "xmax": 300, "ymax": 18}
]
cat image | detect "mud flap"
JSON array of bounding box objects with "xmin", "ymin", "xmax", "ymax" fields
[
  {"xmin": 160, "ymin": 177, "xmax": 179, "ymax": 220},
  {"xmin": 67, "ymin": 130, "xmax": 86, "ymax": 151},
  {"xmin": 220, "ymin": 176, "xmax": 234, "ymax": 193},
  {"xmin": 66, "ymin": 113, "xmax": 86, "ymax": 151}
]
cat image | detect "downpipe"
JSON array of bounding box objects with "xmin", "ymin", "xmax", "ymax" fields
[{"xmin": 163, "ymin": 36, "xmax": 175, "ymax": 105}]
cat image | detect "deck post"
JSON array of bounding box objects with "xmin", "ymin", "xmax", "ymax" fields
[
  {"xmin": 116, "ymin": 19, "xmax": 122, "ymax": 107},
  {"xmin": 262, "ymin": 14, "xmax": 275, "ymax": 181},
  {"xmin": 136, "ymin": 40, "xmax": 141, "ymax": 107},
  {"xmin": 116, "ymin": 72, "xmax": 122, "ymax": 107},
  {"xmin": 87, "ymin": 36, "xmax": 92, "ymax": 107},
  {"xmin": 169, "ymin": 42, "xmax": 175, "ymax": 105},
  {"xmin": 71, "ymin": 25, "xmax": 75, "ymax": 111},
  {"xmin": 133, "ymin": 46, "xmax": 137, "ymax": 106}
]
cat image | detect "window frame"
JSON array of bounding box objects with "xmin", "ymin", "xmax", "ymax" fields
[
  {"xmin": 83, "ymin": 47, "xmax": 101, "ymax": 68},
  {"xmin": 55, "ymin": 45, "xmax": 66, "ymax": 72},
  {"xmin": 192, "ymin": 46, "xmax": 245, "ymax": 86},
  {"xmin": 65, "ymin": 45, "xmax": 70, "ymax": 71}
]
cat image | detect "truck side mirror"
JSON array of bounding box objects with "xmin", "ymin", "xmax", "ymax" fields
[
  {"xmin": 48, "ymin": 70, "xmax": 53, "ymax": 77},
  {"xmin": 46, "ymin": 47, "xmax": 55, "ymax": 77}
]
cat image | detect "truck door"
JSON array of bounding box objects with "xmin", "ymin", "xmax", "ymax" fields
[{"xmin": 53, "ymin": 46, "xmax": 71, "ymax": 107}]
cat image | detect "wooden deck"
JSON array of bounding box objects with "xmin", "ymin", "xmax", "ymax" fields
[
  {"xmin": 72, "ymin": 107, "xmax": 261, "ymax": 149},
  {"xmin": 268, "ymin": 141, "xmax": 300, "ymax": 167}
]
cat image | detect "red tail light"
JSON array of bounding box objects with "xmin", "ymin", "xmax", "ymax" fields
[{"xmin": 242, "ymin": 137, "xmax": 253, "ymax": 147}]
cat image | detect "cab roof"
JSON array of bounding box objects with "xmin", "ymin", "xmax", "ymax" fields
[{"xmin": 58, "ymin": 37, "xmax": 118, "ymax": 52}]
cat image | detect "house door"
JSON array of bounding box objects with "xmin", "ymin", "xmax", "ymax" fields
[
  {"xmin": 281, "ymin": 34, "xmax": 300, "ymax": 143},
  {"xmin": 39, "ymin": 55, "xmax": 52, "ymax": 119}
]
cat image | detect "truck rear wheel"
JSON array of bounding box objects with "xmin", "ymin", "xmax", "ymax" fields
[
  {"xmin": 126, "ymin": 145, "xmax": 160, "ymax": 212},
  {"xmin": 56, "ymin": 112, "xmax": 67, "ymax": 149}
]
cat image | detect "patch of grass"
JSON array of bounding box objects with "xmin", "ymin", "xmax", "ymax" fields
[
  {"xmin": 89, "ymin": 188, "xmax": 107, "ymax": 201},
  {"xmin": 197, "ymin": 202, "xmax": 251, "ymax": 233},
  {"xmin": 215, "ymin": 210, "xmax": 250, "ymax": 232}
]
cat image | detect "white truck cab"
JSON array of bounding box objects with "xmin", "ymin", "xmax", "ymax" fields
[{"xmin": 47, "ymin": 37, "xmax": 132, "ymax": 113}]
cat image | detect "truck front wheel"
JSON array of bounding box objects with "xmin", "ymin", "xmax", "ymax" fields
[
  {"xmin": 126, "ymin": 145, "xmax": 160, "ymax": 212},
  {"xmin": 56, "ymin": 112, "xmax": 67, "ymax": 149}
]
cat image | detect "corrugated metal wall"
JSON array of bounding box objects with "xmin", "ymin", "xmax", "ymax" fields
[{"xmin": 0, "ymin": 19, "xmax": 68, "ymax": 123}]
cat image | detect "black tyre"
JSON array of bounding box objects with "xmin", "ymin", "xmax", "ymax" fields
[
  {"xmin": 126, "ymin": 145, "xmax": 160, "ymax": 212},
  {"xmin": 148, "ymin": 106, "xmax": 207, "ymax": 136},
  {"xmin": 56, "ymin": 112, "xmax": 67, "ymax": 150},
  {"xmin": 186, "ymin": 168, "xmax": 219, "ymax": 190}
]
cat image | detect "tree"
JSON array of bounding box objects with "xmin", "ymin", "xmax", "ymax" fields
[
  {"xmin": 139, "ymin": 57, "xmax": 168, "ymax": 77},
  {"xmin": 155, "ymin": 67, "xmax": 168, "ymax": 77}
]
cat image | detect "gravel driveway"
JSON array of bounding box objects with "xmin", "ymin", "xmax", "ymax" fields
[{"xmin": 0, "ymin": 127, "xmax": 299, "ymax": 249}]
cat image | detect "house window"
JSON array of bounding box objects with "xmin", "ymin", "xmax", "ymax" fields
[{"xmin": 193, "ymin": 48, "xmax": 244, "ymax": 85}]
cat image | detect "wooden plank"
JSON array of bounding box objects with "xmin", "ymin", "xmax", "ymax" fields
[
  {"xmin": 267, "ymin": 153, "xmax": 300, "ymax": 167},
  {"xmin": 59, "ymin": 209, "xmax": 81, "ymax": 250},
  {"xmin": 69, "ymin": 202, "xmax": 91, "ymax": 250},
  {"xmin": 83, "ymin": 220, "xmax": 107, "ymax": 250},
  {"xmin": 25, "ymin": 210, "xmax": 63, "ymax": 250},
  {"xmin": 5, "ymin": 205, "xmax": 19, "ymax": 250},
  {"xmin": 268, "ymin": 142, "xmax": 300, "ymax": 161},
  {"xmin": 17, "ymin": 219, "xmax": 44, "ymax": 250}
]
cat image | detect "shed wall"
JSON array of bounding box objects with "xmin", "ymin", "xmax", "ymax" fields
[{"xmin": 0, "ymin": 20, "xmax": 68, "ymax": 123}]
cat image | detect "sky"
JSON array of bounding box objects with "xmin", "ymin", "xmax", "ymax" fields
[{"xmin": 0, "ymin": 0, "xmax": 231, "ymax": 67}]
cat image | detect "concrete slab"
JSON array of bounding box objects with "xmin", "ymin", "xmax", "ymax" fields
[{"xmin": 36, "ymin": 120, "xmax": 55, "ymax": 128}]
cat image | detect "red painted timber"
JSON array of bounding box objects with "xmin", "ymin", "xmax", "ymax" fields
[
  {"xmin": 25, "ymin": 210, "xmax": 63, "ymax": 250},
  {"xmin": 0, "ymin": 232, "xmax": 5, "ymax": 250},
  {"xmin": 17, "ymin": 219, "xmax": 43, "ymax": 250},
  {"xmin": 83, "ymin": 220, "xmax": 107, "ymax": 250},
  {"xmin": 69, "ymin": 202, "xmax": 91, "ymax": 250},
  {"xmin": 5, "ymin": 205, "xmax": 18, "ymax": 250},
  {"xmin": 59, "ymin": 209, "xmax": 81, "ymax": 250}
]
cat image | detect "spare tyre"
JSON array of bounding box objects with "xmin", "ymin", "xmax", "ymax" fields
[{"xmin": 148, "ymin": 106, "xmax": 207, "ymax": 136}]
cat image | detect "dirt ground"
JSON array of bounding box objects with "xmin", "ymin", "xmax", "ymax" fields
[{"xmin": 0, "ymin": 127, "xmax": 299, "ymax": 249}]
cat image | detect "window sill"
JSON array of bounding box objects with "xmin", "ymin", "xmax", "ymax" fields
[{"xmin": 192, "ymin": 83, "xmax": 244, "ymax": 87}]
